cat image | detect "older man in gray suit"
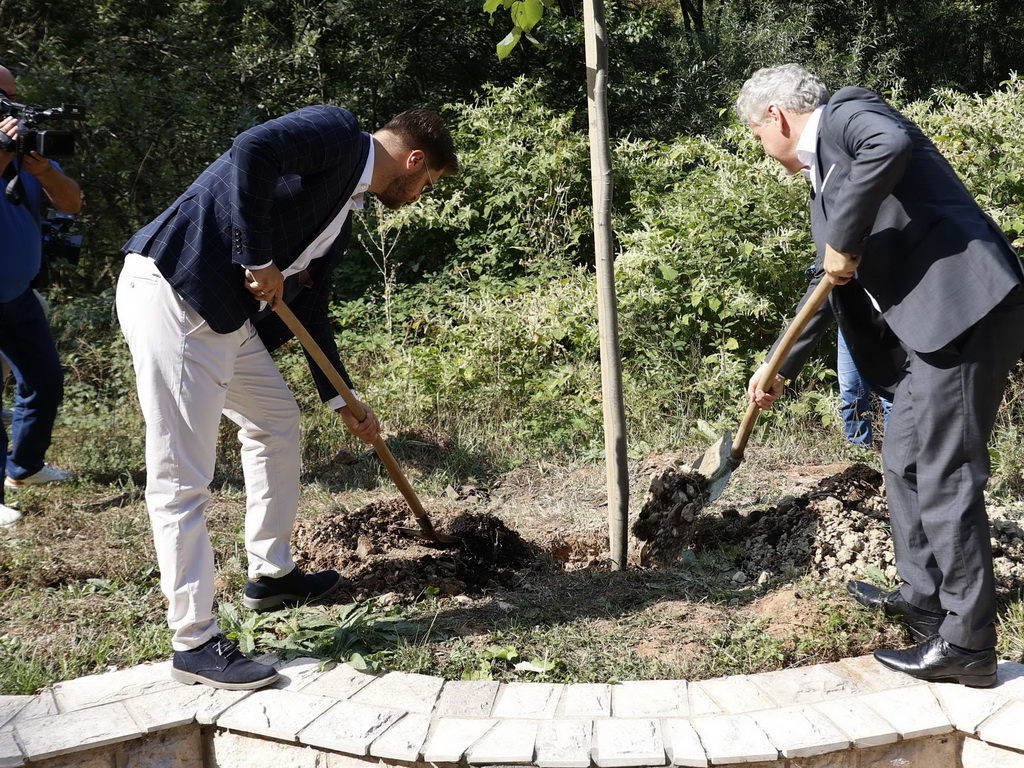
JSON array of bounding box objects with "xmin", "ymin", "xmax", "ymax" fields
[{"xmin": 736, "ymin": 64, "xmax": 1024, "ymax": 687}]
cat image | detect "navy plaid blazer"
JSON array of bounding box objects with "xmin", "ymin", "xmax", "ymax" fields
[{"xmin": 122, "ymin": 105, "xmax": 371, "ymax": 399}]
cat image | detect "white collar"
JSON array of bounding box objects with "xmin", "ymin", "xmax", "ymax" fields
[
  {"xmin": 350, "ymin": 137, "xmax": 375, "ymax": 208},
  {"xmin": 796, "ymin": 106, "xmax": 825, "ymax": 187}
]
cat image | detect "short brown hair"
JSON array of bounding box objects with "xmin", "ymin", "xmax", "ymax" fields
[{"xmin": 381, "ymin": 109, "xmax": 459, "ymax": 175}]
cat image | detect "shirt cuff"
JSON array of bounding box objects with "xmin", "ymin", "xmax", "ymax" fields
[{"xmin": 328, "ymin": 389, "xmax": 359, "ymax": 411}]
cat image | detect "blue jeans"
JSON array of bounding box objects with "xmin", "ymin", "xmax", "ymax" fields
[
  {"xmin": 0, "ymin": 287, "xmax": 64, "ymax": 501},
  {"xmin": 838, "ymin": 329, "xmax": 891, "ymax": 446}
]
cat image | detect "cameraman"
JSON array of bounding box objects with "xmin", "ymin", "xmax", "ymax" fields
[{"xmin": 0, "ymin": 64, "xmax": 80, "ymax": 526}]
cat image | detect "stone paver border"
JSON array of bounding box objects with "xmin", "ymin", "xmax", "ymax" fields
[{"xmin": 2, "ymin": 655, "xmax": 1024, "ymax": 767}]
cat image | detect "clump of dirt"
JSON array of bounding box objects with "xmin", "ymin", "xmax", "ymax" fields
[
  {"xmin": 294, "ymin": 499, "xmax": 541, "ymax": 600},
  {"xmin": 632, "ymin": 457, "xmax": 709, "ymax": 567},
  {"xmin": 691, "ymin": 463, "xmax": 1024, "ymax": 591}
]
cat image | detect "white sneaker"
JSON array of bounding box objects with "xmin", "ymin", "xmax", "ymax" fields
[
  {"xmin": 0, "ymin": 504, "xmax": 22, "ymax": 527},
  {"xmin": 5, "ymin": 464, "xmax": 73, "ymax": 488}
]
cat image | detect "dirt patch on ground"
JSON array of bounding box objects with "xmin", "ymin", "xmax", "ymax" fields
[
  {"xmin": 294, "ymin": 461, "xmax": 1024, "ymax": 602},
  {"xmin": 294, "ymin": 500, "xmax": 542, "ymax": 600}
]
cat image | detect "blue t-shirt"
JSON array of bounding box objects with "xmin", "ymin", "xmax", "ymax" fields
[{"xmin": 0, "ymin": 162, "xmax": 46, "ymax": 304}]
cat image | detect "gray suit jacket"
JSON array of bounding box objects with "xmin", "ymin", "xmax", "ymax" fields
[{"xmin": 776, "ymin": 87, "xmax": 1023, "ymax": 393}]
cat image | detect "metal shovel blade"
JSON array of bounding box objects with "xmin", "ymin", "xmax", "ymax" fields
[{"xmin": 690, "ymin": 430, "xmax": 742, "ymax": 503}]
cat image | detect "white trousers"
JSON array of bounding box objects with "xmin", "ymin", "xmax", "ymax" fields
[{"xmin": 116, "ymin": 254, "xmax": 301, "ymax": 650}]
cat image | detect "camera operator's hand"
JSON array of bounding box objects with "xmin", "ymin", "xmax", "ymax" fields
[
  {"xmin": 0, "ymin": 115, "xmax": 81, "ymax": 213},
  {"xmin": 244, "ymin": 264, "xmax": 285, "ymax": 309},
  {"xmin": 20, "ymin": 150, "xmax": 55, "ymax": 177},
  {"xmin": 0, "ymin": 116, "xmax": 53, "ymax": 174}
]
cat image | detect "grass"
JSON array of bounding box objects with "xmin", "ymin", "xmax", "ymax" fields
[{"xmin": 2, "ymin": 360, "xmax": 1024, "ymax": 695}]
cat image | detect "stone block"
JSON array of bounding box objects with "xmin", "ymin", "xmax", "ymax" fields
[
  {"xmin": 193, "ymin": 688, "xmax": 255, "ymax": 726},
  {"xmin": 421, "ymin": 717, "xmax": 497, "ymax": 763},
  {"xmin": 207, "ymin": 729, "xmax": 322, "ymax": 768},
  {"xmin": 860, "ymin": 685, "xmax": 952, "ymax": 739},
  {"xmin": 8, "ymin": 690, "xmax": 58, "ymax": 723},
  {"xmin": 779, "ymin": 750, "xmax": 857, "ymax": 768},
  {"xmin": 856, "ymin": 733, "xmax": 959, "ymax": 768},
  {"xmin": 124, "ymin": 684, "xmax": 222, "ymax": 732},
  {"xmin": 930, "ymin": 683, "xmax": 1010, "ymax": 735},
  {"xmin": 977, "ymin": 699, "xmax": 1024, "ymax": 752},
  {"xmin": 368, "ymin": 712, "xmax": 430, "ymax": 762},
  {"xmin": 0, "ymin": 699, "xmax": 29, "ymax": 731},
  {"xmin": 325, "ymin": 753, "xmax": 384, "ymax": 768},
  {"xmin": 749, "ymin": 666, "xmax": 853, "ymax": 707},
  {"xmin": 272, "ymin": 657, "xmax": 335, "ymax": 692},
  {"xmin": 350, "ymin": 671, "xmax": 444, "ymax": 715},
  {"xmin": 298, "ymin": 662, "xmax": 378, "ymax": 701},
  {"xmin": 661, "ymin": 718, "xmax": 707, "ymax": 767},
  {"xmin": 119, "ymin": 726, "xmax": 203, "ymax": 768},
  {"xmin": 535, "ymin": 719, "xmax": 593, "ymax": 768},
  {"xmin": 961, "ymin": 735, "xmax": 1024, "ymax": 768},
  {"xmin": 690, "ymin": 714, "xmax": 777, "ymax": 764},
  {"xmin": 750, "ymin": 705, "xmax": 849, "ymax": 759},
  {"xmin": 13, "ymin": 700, "xmax": 142, "ymax": 761},
  {"xmin": 50, "ymin": 661, "xmax": 176, "ymax": 712},
  {"xmin": 217, "ymin": 688, "xmax": 337, "ymax": 742},
  {"xmin": 611, "ymin": 681, "xmax": 688, "ymax": 718},
  {"xmin": 434, "ymin": 680, "xmax": 501, "ymax": 718},
  {"xmin": 830, "ymin": 655, "xmax": 918, "ymax": 692},
  {"xmin": 492, "ymin": 683, "xmax": 562, "ymax": 719},
  {"xmin": 810, "ymin": 697, "xmax": 898, "ymax": 748},
  {"xmin": 591, "ymin": 717, "xmax": 664, "ymax": 767},
  {"xmin": 558, "ymin": 684, "xmax": 611, "ymax": 718},
  {"xmin": 994, "ymin": 660, "xmax": 1024, "ymax": 700},
  {"xmin": 686, "ymin": 685, "xmax": 722, "ymax": 718},
  {"xmin": 0, "ymin": 729, "xmax": 23, "ymax": 768},
  {"xmin": 466, "ymin": 718, "xmax": 539, "ymax": 764},
  {"xmin": 694, "ymin": 676, "xmax": 775, "ymax": 714},
  {"xmin": 298, "ymin": 699, "xmax": 405, "ymax": 756}
]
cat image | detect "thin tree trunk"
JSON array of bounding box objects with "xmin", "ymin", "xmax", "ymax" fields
[{"xmin": 584, "ymin": 0, "xmax": 628, "ymax": 570}]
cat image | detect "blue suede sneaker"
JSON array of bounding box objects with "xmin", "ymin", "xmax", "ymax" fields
[
  {"xmin": 242, "ymin": 567, "xmax": 344, "ymax": 611},
  {"xmin": 171, "ymin": 634, "xmax": 279, "ymax": 690}
]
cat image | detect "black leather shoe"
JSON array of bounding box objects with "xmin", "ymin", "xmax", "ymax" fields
[
  {"xmin": 847, "ymin": 581, "xmax": 945, "ymax": 642},
  {"xmin": 873, "ymin": 635, "xmax": 997, "ymax": 687}
]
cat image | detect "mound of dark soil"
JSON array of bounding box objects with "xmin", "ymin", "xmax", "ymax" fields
[
  {"xmin": 632, "ymin": 458, "xmax": 709, "ymax": 567},
  {"xmin": 294, "ymin": 500, "xmax": 541, "ymax": 600}
]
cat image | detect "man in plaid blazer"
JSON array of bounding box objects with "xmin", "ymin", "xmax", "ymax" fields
[{"xmin": 116, "ymin": 106, "xmax": 457, "ymax": 690}]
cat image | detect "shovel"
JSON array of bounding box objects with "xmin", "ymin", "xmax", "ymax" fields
[
  {"xmin": 274, "ymin": 300, "xmax": 459, "ymax": 545},
  {"xmin": 693, "ymin": 277, "xmax": 835, "ymax": 502}
]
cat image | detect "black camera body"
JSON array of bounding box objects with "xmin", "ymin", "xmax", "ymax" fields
[
  {"xmin": 41, "ymin": 210, "xmax": 83, "ymax": 266},
  {"xmin": 0, "ymin": 91, "xmax": 85, "ymax": 158}
]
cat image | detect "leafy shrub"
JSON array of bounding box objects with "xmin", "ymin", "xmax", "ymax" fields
[{"xmin": 49, "ymin": 78, "xmax": 1024, "ymax": 471}]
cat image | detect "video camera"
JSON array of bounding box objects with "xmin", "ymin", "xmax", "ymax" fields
[
  {"xmin": 33, "ymin": 210, "xmax": 84, "ymax": 291},
  {"xmin": 0, "ymin": 89, "xmax": 85, "ymax": 158},
  {"xmin": 41, "ymin": 211, "xmax": 83, "ymax": 266}
]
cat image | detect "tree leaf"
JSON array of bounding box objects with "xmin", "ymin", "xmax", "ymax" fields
[{"xmin": 496, "ymin": 28, "xmax": 521, "ymax": 60}]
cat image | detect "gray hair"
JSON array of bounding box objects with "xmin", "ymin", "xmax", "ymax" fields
[{"xmin": 735, "ymin": 64, "xmax": 831, "ymax": 125}]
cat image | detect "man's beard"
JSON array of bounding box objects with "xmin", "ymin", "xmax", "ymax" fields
[{"xmin": 375, "ymin": 172, "xmax": 421, "ymax": 210}]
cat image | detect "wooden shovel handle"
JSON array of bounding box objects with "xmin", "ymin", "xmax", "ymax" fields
[
  {"xmin": 272, "ymin": 301, "xmax": 437, "ymax": 532},
  {"xmin": 731, "ymin": 277, "xmax": 835, "ymax": 459}
]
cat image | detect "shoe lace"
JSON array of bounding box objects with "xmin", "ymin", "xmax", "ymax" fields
[{"xmin": 212, "ymin": 636, "xmax": 240, "ymax": 658}]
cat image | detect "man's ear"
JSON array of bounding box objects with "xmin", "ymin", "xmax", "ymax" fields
[
  {"xmin": 767, "ymin": 104, "xmax": 792, "ymax": 135},
  {"xmin": 405, "ymin": 149, "xmax": 426, "ymax": 172}
]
